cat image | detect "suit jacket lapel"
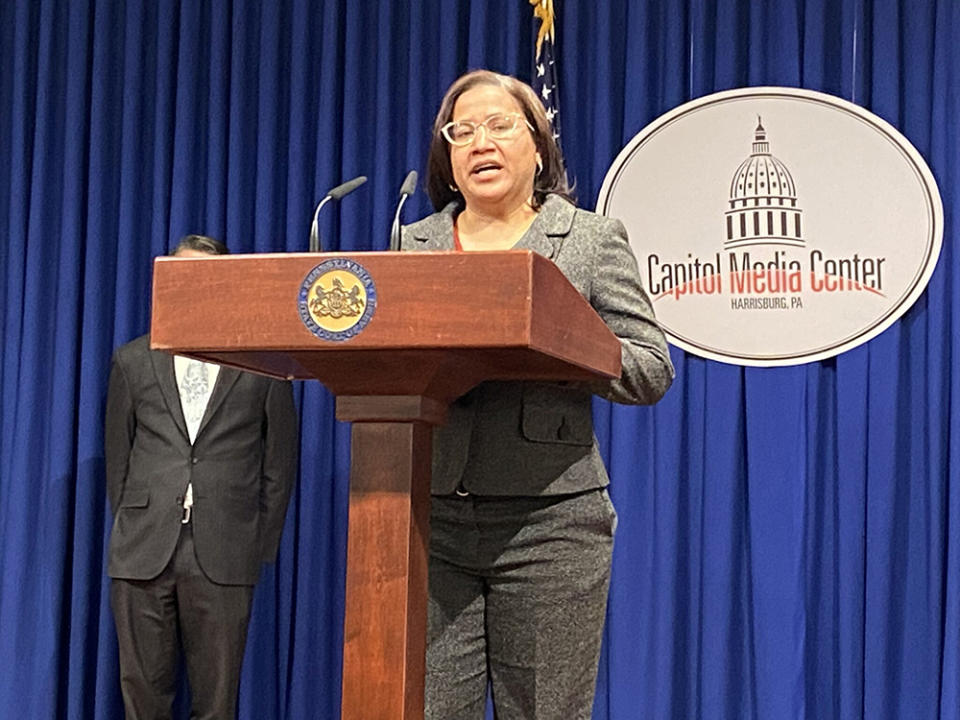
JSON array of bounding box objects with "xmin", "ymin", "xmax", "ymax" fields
[
  {"xmin": 408, "ymin": 195, "xmax": 576, "ymax": 258},
  {"xmin": 407, "ymin": 202, "xmax": 458, "ymax": 250},
  {"xmin": 516, "ymin": 195, "xmax": 576, "ymax": 260},
  {"xmin": 150, "ymin": 350, "xmax": 190, "ymax": 443},
  {"xmin": 195, "ymin": 366, "xmax": 241, "ymax": 440}
]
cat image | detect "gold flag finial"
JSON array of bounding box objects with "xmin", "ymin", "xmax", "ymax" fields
[{"xmin": 530, "ymin": 0, "xmax": 555, "ymax": 60}]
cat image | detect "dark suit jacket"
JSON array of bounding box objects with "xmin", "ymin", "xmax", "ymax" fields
[
  {"xmin": 401, "ymin": 194, "xmax": 675, "ymax": 496},
  {"xmin": 105, "ymin": 334, "xmax": 298, "ymax": 585}
]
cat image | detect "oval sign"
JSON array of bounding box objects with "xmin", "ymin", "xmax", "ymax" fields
[{"xmin": 597, "ymin": 87, "xmax": 943, "ymax": 366}]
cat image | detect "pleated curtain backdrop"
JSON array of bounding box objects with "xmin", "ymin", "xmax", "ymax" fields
[{"xmin": 0, "ymin": 1, "xmax": 957, "ymax": 719}]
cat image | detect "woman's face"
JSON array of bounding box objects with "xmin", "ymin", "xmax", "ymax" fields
[{"xmin": 448, "ymin": 84, "xmax": 540, "ymax": 215}]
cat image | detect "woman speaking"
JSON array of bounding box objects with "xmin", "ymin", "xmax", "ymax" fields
[{"xmin": 401, "ymin": 69, "xmax": 674, "ymax": 719}]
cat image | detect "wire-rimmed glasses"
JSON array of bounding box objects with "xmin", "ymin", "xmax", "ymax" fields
[{"xmin": 440, "ymin": 113, "xmax": 535, "ymax": 146}]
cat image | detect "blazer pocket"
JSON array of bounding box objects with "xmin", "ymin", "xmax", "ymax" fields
[
  {"xmin": 119, "ymin": 489, "xmax": 149, "ymax": 508},
  {"xmin": 520, "ymin": 384, "xmax": 593, "ymax": 446}
]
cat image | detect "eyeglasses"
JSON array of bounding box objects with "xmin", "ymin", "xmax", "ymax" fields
[{"xmin": 440, "ymin": 113, "xmax": 535, "ymax": 146}]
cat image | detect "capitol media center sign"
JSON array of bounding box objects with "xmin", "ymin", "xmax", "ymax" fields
[{"xmin": 598, "ymin": 87, "xmax": 943, "ymax": 366}]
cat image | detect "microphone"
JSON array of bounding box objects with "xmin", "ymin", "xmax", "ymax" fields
[
  {"xmin": 389, "ymin": 170, "xmax": 418, "ymax": 251},
  {"xmin": 309, "ymin": 176, "xmax": 368, "ymax": 252}
]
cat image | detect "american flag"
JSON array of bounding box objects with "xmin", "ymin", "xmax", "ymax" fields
[{"xmin": 530, "ymin": 0, "xmax": 561, "ymax": 147}]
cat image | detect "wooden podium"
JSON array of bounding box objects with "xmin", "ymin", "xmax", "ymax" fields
[{"xmin": 150, "ymin": 251, "xmax": 621, "ymax": 720}]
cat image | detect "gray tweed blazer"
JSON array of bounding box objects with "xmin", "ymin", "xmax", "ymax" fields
[{"xmin": 401, "ymin": 194, "xmax": 674, "ymax": 496}]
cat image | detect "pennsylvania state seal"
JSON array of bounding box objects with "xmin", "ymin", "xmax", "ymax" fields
[{"xmin": 298, "ymin": 259, "xmax": 377, "ymax": 341}]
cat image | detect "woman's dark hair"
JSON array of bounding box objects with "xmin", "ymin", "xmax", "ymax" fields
[
  {"xmin": 425, "ymin": 70, "xmax": 574, "ymax": 211},
  {"xmin": 171, "ymin": 234, "xmax": 229, "ymax": 256}
]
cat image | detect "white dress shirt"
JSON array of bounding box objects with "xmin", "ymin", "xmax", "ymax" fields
[{"xmin": 174, "ymin": 356, "xmax": 220, "ymax": 520}]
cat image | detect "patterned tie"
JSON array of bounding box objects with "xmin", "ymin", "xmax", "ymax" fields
[
  {"xmin": 179, "ymin": 359, "xmax": 209, "ymax": 427},
  {"xmin": 178, "ymin": 359, "xmax": 210, "ymax": 523}
]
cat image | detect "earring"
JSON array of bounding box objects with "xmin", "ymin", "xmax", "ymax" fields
[
  {"xmin": 449, "ymin": 183, "xmax": 459, "ymax": 193},
  {"xmin": 536, "ymin": 156, "xmax": 544, "ymax": 175}
]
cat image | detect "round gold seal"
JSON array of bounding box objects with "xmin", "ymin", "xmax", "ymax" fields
[{"xmin": 298, "ymin": 259, "xmax": 377, "ymax": 341}]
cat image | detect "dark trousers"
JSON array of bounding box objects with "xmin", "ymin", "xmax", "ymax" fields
[
  {"xmin": 110, "ymin": 524, "xmax": 255, "ymax": 720},
  {"xmin": 426, "ymin": 488, "xmax": 617, "ymax": 720}
]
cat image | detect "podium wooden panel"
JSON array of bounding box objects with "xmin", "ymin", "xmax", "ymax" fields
[{"xmin": 151, "ymin": 251, "xmax": 620, "ymax": 720}]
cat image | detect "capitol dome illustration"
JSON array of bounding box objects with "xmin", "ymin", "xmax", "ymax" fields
[{"xmin": 724, "ymin": 118, "xmax": 804, "ymax": 249}]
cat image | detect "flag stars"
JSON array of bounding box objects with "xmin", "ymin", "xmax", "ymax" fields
[{"xmin": 531, "ymin": 5, "xmax": 560, "ymax": 147}]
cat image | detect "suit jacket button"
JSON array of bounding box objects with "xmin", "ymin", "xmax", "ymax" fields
[{"xmin": 192, "ymin": 457, "xmax": 199, "ymax": 464}]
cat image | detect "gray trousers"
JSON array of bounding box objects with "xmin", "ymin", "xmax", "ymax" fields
[
  {"xmin": 111, "ymin": 524, "xmax": 254, "ymax": 720},
  {"xmin": 426, "ymin": 488, "xmax": 617, "ymax": 720}
]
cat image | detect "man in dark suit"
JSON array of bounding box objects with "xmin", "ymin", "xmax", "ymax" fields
[{"xmin": 104, "ymin": 235, "xmax": 298, "ymax": 720}]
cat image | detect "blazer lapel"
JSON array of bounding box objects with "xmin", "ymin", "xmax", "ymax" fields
[
  {"xmin": 407, "ymin": 202, "xmax": 458, "ymax": 250},
  {"xmin": 516, "ymin": 195, "xmax": 576, "ymax": 260},
  {"xmin": 150, "ymin": 350, "xmax": 190, "ymax": 442},
  {"xmin": 195, "ymin": 366, "xmax": 241, "ymax": 440},
  {"xmin": 408, "ymin": 195, "xmax": 576, "ymax": 257}
]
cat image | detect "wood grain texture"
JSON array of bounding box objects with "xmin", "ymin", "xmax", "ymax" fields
[
  {"xmin": 341, "ymin": 420, "xmax": 432, "ymax": 720},
  {"xmin": 150, "ymin": 252, "xmax": 620, "ymax": 402}
]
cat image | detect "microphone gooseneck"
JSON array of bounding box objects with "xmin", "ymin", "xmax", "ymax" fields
[
  {"xmin": 308, "ymin": 175, "xmax": 368, "ymax": 252},
  {"xmin": 308, "ymin": 196, "xmax": 333, "ymax": 253},
  {"xmin": 389, "ymin": 170, "xmax": 418, "ymax": 252}
]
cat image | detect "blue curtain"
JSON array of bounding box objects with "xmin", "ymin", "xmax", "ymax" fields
[{"xmin": 1, "ymin": 1, "xmax": 956, "ymax": 718}]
